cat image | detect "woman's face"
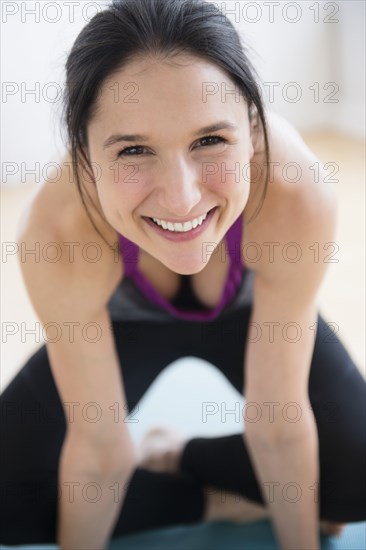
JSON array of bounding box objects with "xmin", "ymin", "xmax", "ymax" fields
[{"xmin": 87, "ymin": 54, "xmax": 255, "ymax": 274}]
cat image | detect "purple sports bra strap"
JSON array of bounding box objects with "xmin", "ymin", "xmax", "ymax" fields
[
  {"xmin": 225, "ymin": 212, "xmax": 245, "ymax": 270},
  {"xmin": 118, "ymin": 233, "xmax": 140, "ymax": 277}
]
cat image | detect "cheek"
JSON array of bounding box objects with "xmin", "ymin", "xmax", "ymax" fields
[
  {"xmin": 91, "ymin": 169, "xmax": 122, "ymax": 222},
  {"xmin": 101, "ymin": 163, "xmax": 137, "ymax": 197},
  {"xmin": 100, "ymin": 164, "xmax": 151, "ymax": 214},
  {"xmin": 94, "ymin": 184, "xmax": 116, "ymax": 222},
  {"xmin": 115, "ymin": 164, "xmax": 143, "ymax": 190},
  {"xmin": 206, "ymin": 161, "xmax": 251, "ymax": 197}
]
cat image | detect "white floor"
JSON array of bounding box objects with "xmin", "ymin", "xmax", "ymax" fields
[{"xmin": 1, "ymin": 131, "xmax": 365, "ymax": 442}]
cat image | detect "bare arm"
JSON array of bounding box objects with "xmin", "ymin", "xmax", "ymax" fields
[
  {"xmin": 48, "ymin": 308, "xmax": 136, "ymax": 550},
  {"xmin": 16, "ymin": 168, "xmax": 135, "ymax": 549},
  {"xmin": 245, "ymin": 293, "xmax": 320, "ymax": 549},
  {"xmin": 244, "ymin": 128, "xmax": 338, "ymax": 549},
  {"xmin": 58, "ymin": 436, "xmax": 134, "ymax": 550}
]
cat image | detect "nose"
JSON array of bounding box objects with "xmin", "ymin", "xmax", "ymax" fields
[{"xmin": 156, "ymin": 157, "xmax": 202, "ymax": 217}]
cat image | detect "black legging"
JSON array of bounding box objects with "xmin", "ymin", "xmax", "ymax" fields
[{"xmin": 1, "ymin": 304, "xmax": 365, "ymax": 544}]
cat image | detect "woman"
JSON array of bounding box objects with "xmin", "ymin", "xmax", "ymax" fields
[{"xmin": 1, "ymin": 0, "xmax": 365, "ymax": 548}]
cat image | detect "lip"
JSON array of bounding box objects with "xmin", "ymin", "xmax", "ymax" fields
[
  {"xmin": 147, "ymin": 209, "xmax": 215, "ymax": 224},
  {"xmin": 143, "ymin": 207, "xmax": 218, "ymax": 242}
]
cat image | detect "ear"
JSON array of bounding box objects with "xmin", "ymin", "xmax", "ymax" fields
[
  {"xmin": 248, "ymin": 104, "xmax": 258, "ymax": 159},
  {"xmin": 249, "ymin": 139, "xmax": 255, "ymax": 160},
  {"xmin": 248, "ymin": 124, "xmax": 255, "ymax": 160}
]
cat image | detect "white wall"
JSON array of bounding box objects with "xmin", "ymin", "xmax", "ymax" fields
[
  {"xmin": 233, "ymin": 0, "xmax": 365, "ymax": 136},
  {"xmin": 1, "ymin": 1, "xmax": 108, "ymax": 187},
  {"xmin": 1, "ymin": 0, "xmax": 365, "ymax": 187},
  {"xmin": 235, "ymin": 0, "xmax": 334, "ymax": 131},
  {"xmin": 332, "ymin": 1, "xmax": 366, "ymax": 137}
]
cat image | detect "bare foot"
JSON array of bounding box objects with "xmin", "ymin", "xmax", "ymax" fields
[
  {"xmin": 319, "ymin": 520, "xmax": 345, "ymax": 537},
  {"xmin": 203, "ymin": 485, "xmax": 269, "ymax": 524},
  {"xmin": 137, "ymin": 425, "xmax": 187, "ymax": 474},
  {"xmin": 204, "ymin": 487, "xmax": 346, "ymax": 537}
]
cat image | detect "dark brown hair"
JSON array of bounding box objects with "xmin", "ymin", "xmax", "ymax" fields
[{"xmin": 62, "ymin": 0, "xmax": 270, "ymax": 245}]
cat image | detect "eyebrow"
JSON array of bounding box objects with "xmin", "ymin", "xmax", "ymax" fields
[{"xmin": 102, "ymin": 121, "xmax": 239, "ymax": 149}]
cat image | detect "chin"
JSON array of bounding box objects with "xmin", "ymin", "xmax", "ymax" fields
[{"xmin": 163, "ymin": 254, "xmax": 208, "ymax": 276}]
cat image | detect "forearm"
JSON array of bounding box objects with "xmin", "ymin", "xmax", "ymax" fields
[
  {"xmin": 57, "ymin": 436, "xmax": 135, "ymax": 550},
  {"xmin": 246, "ymin": 415, "xmax": 320, "ymax": 550}
]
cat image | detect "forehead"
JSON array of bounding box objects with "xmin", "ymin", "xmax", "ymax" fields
[{"xmin": 90, "ymin": 54, "xmax": 247, "ymax": 129}]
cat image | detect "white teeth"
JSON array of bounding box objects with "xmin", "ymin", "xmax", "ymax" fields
[{"xmin": 152, "ymin": 211, "xmax": 209, "ymax": 232}]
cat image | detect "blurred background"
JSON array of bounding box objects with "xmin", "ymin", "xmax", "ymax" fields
[{"xmin": 1, "ymin": 0, "xmax": 365, "ymax": 442}]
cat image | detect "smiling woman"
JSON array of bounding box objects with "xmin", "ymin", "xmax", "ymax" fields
[
  {"xmin": 1, "ymin": 0, "xmax": 365, "ymax": 549},
  {"xmin": 84, "ymin": 52, "xmax": 258, "ymax": 274},
  {"xmin": 68, "ymin": 48, "xmax": 267, "ymax": 275}
]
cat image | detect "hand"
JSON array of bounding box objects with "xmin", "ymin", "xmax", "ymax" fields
[{"xmin": 137, "ymin": 425, "xmax": 188, "ymax": 474}]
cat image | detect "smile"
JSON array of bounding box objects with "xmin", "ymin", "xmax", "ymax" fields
[
  {"xmin": 143, "ymin": 207, "xmax": 218, "ymax": 242},
  {"xmin": 150, "ymin": 211, "xmax": 211, "ymax": 232}
]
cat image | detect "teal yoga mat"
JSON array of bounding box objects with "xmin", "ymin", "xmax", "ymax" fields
[{"xmin": 1, "ymin": 519, "xmax": 365, "ymax": 549}]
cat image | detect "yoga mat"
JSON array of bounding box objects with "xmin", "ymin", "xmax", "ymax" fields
[{"xmin": 1, "ymin": 519, "xmax": 365, "ymax": 549}]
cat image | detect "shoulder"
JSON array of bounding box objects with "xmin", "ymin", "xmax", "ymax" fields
[
  {"xmin": 247, "ymin": 110, "xmax": 337, "ymax": 216},
  {"xmin": 16, "ymin": 152, "xmax": 123, "ymax": 323},
  {"xmin": 244, "ymin": 111, "xmax": 338, "ymax": 305},
  {"xmin": 17, "ymin": 151, "xmax": 116, "ymax": 244}
]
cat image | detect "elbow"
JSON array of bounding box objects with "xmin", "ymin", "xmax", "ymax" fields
[
  {"xmin": 245, "ymin": 427, "xmax": 289, "ymax": 452},
  {"xmin": 245, "ymin": 409, "xmax": 318, "ymax": 450},
  {"xmin": 93, "ymin": 444, "xmax": 137, "ymax": 479},
  {"xmin": 61, "ymin": 431, "xmax": 137, "ymax": 478},
  {"xmin": 105, "ymin": 446, "xmax": 137, "ymax": 478}
]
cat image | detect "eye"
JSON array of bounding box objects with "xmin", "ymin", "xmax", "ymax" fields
[
  {"xmin": 117, "ymin": 145, "xmax": 149, "ymax": 157},
  {"xmin": 196, "ymin": 135, "xmax": 228, "ymax": 148},
  {"xmin": 116, "ymin": 134, "xmax": 228, "ymax": 158}
]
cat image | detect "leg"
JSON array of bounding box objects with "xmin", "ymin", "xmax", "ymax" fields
[
  {"xmin": 0, "ymin": 345, "xmax": 65, "ymax": 544},
  {"xmin": 0, "ymin": 321, "xmax": 207, "ymax": 544},
  {"xmin": 179, "ymin": 312, "xmax": 366, "ymax": 522}
]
